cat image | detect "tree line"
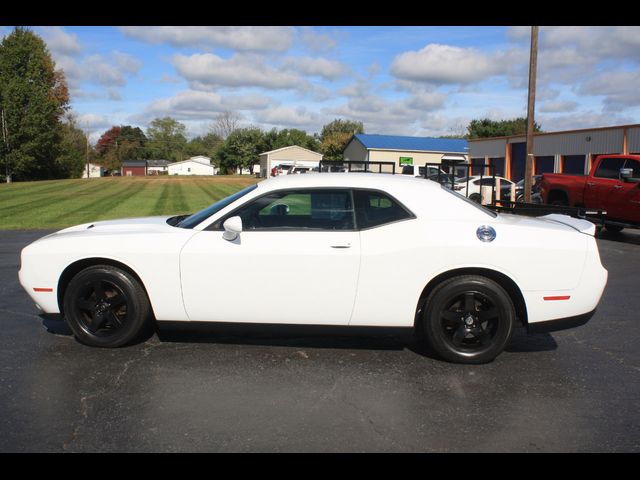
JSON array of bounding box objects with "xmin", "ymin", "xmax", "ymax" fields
[
  {"xmin": 91, "ymin": 115, "xmax": 365, "ymax": 175},
  {"xmin": 0, "ymin": 26, "xmax": 542, "ymax": 182}
]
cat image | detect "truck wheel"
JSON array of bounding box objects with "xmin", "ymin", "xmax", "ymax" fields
[
  {"xmin": 62, "ymin": 265, "xmax": 153, "ymax": 347},
  {"xmin": 422, "ymin": 275, "xmax": 515, "ymax": 364}
]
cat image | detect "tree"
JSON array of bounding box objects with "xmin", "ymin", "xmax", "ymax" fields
[
  {"xmin": 96, "ymin": 125, "xmax": 148, "ymax": 169},
  {"xmin": 185, "ymin": 132, "xmax": 223, "ymax": 162},
  {"xmin": 319, "ymin": 119, "xmax": 364, "ymax": 161},
  {"xmin": 56, "ymin": 114, "xmax": 90, "ymax": 179},
  {"xmin": 0, "ymin": 27, "xmax": 70, "ymax": 181},
  {"xmin": 466, "ymin": 118, "xmax": 542, "ymax": 139},
  {"xmin": 146, "ymin": 117, "xmax": 187, "ymax": 162},
  {"xmin": 217, "ymin": 128, "xmax": 264, "ymax": 174},
  {"xmin": 262, "ymin": 128, "xmax": 319, "ymax": 153},
  {"xmin": 211, "ymin": 111, "xmax": 241, "ymax": 139}
]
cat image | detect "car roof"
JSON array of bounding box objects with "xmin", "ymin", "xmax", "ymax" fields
[{"xmin": 256, "ymin": 172, "xmax": 441, "ymax": 192}]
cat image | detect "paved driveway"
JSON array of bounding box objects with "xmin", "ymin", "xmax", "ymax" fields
[{"xmin": 1, "ymin": 229, "xmax": 638, "ymax": 452}]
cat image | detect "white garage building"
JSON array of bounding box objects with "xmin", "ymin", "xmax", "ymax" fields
[
  {"xmin": 168, "ymin": 155, "xmax": 218, "ymax": 176},
  {"xmin": 259, "ymin": 145, "xmax": 323, "ymax": 177}
]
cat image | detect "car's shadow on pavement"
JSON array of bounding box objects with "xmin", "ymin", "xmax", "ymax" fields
[
  {"xmin": 596, "ymin": 229, "xmax": 640, "ymax": 246},
  {"xmin": 41, "ymin": 315, "xmax": 558, "ymax": 360}
]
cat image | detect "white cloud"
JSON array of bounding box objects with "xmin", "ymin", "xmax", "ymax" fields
[
  {"xmin": 300, "ymin": 28, "xmax": 337, "ymax": 53},
  {"xmin": 137, "ymin": 90, "xmax": 272, "ymax": 123},
  {"xmin": 253, "ymin": 105, "xmax": 324, "ymax": 131},
  {"xmin": 538, "ymin": 100, "xmax": 579, "ymax": 113},
  {"xmin": 38, "ymin": 26, "xmax": 82, "ymax": 56},
  {"xmin": 539, "ymin": 111, "xmax": 636, "ymax": 131},
  {"xmin": 391, "ymin": 44, "xmax": 506, "ymax": 85},
  {"xmin": 119, "ymin": 26, "xmax": 294, "ymax": 52},
  {"xmin": 579, "ymin": 71, "xmax": 640, "ymax": 110},
  {"xmin": 283, "ymin": 57, "xmax": 349, "ymax": 80},
  {"xmin": 173, "ymin": 53, "xmax": 307, "ymax": 91}
]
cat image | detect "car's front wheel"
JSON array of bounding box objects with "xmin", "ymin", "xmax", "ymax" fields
[
  {"xmin": 422, "ymin": 275, "xmax": 515, "ymax": 364},
  {"xmin": 63, "ymin": 265, "xmax": 152, "ymax": 347}
]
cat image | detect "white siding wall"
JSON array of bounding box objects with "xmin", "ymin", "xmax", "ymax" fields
[{"xmin": 168, "ymin": 160, "xmax": 215, "ymax": 176}]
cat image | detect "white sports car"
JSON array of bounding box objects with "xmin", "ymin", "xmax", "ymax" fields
[{"xmin": 19, "ymin": 174, "xmax": 608, "ymax": 364}]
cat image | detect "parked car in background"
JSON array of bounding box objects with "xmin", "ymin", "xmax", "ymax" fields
[
  {"xmin": 289, "ymin": 166, "xmax": 311, "ymax": 174},
  {"xmin": 540, "ymin": 154, "xmax": 640, "ymax": 232},
  {"xmin": 515, "ymin": 175, "xmax": 543, "ymax": 203},
  {"xmin": 454, "ymin": 176, "xmax": 516, "ymax": 203},
  {"xmin": 19, "ymin": 174, "xmax": 607, "ymax": 364}
]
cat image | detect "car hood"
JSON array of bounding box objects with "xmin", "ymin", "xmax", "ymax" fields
[{"xmin": 40, "ymin": 216, "xmax": 177, "ymax": 240}]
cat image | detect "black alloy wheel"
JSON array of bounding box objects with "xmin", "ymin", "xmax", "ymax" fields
[
  {"xmin": 422, "ymin": 275, "xmax": 515, "ymax": 364},
  {"xmin": 75, "ymin": 280, "xmax": 129, "ymax": 337},
  {"xmin": 63, "ymin": 265, "xmax": 152, "ymax": 347}
]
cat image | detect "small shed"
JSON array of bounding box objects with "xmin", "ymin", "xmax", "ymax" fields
[
  {"xmin": 121, "ymin": 161, "xmax": 147, "ymax": 176},
  {"xmin": 81, "ymin": 163, "xmax": 105, "ymax": 178},
  {"xmin": 259, "ymin": 145, "xmax": 323, "ymax": 177},
  {"xmin": 168, "ymin": 156, "xmax": 217, "ymax": 176}
]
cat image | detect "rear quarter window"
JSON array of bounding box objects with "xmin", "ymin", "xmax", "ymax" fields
[{"xmin": 354, "ymin": 189, "xmax": 414, "ymax": 229}]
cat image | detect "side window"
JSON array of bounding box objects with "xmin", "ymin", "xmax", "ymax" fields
[
  {"xmin": 594, "ymin": 157, "xmax": 626, "ymax": 179},
  {"xmin": 478, "ymin": 177, "xmax": 495, "ymax": 186},
  {"xmin": 623, "ymin": 159, "xmax": 640, "ymax": 178},
  {"xmin": 228, "ymin": 189, "xmax": 355, "ymax": 231},
  {"xmin": 354, "ymin": 189, "xmax": 414, "ymax": 229}
]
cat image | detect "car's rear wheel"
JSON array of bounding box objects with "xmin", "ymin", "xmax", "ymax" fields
[
  {"xmin": 63, "ymin": 265, "xmax": 152, "ymax": 347},
  {"xmin": 422, "ymin": 275, "xmax": 515, "ymax": 364},
  {"xmin": 469, "ymin": 193, "xmax": 481, "ymax": 203},
  {"xmin": 604, "ymin": 224, "xmax": 624, "ymax": 233}
]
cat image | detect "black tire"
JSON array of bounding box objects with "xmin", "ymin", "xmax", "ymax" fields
[
  {"xmin": 469, "ymin": 193, "xmax": 481, "ymax": 204},
  {"xmin": 422, "ymin": 275, "xmax": 515, "ymax": 364},
  {"xmin": 605, "ymin": 225, "xmax": 624, "ymax": 233},
  {"xmin": 63, "ymin": 265, "xmax": 152, "ymax": 347}
]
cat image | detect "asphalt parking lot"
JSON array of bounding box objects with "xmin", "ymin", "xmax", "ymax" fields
[{"xmin": 1, "ymin": 229, "xmax": 639, "ymax": 452}]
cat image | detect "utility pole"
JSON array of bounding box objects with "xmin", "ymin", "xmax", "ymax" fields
[
  {"xmin": 86, "ymin": 131, "xmax": 90, "ymax": 178},
  {"xmin": 524, "ymin": 26, "xmax": 539, "ymax": 203}
]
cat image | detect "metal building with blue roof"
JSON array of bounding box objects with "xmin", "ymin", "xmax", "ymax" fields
[{"xmin": 344, "ymin": 133, "xmax": 469, "ymax": 171}]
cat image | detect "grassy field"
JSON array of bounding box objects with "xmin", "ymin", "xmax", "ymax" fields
[{"xmin": 0, "ymin": 175, "xmax": 260, "ymax": 230}]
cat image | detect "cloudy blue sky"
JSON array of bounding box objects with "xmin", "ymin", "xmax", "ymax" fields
[{"xmin": 2, "ymin": 26, "xmax": 640, "ymax": 143}]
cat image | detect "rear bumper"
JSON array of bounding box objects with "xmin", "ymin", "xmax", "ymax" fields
[{"xmin": 527, "ymin": 308, "xmax": 596, "ymax": 333}]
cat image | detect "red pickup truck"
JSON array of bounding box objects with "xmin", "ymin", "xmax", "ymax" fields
[{"xmin": 539, "ymin": 154, "xmax": 640, "ymax": 231}]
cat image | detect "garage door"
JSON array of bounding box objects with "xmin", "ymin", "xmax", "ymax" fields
[{"xmin": 535, "ymin": 156, "xmax": 554, "ymax": 174}]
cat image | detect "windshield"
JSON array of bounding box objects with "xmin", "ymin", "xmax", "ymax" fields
[
  {"xmin": 439, "ymin": 184, "xmax": 498, "ymax": 218},
  {"xmin": 176, "ymin": 184, "xmax": 258, "ymax": 229}
]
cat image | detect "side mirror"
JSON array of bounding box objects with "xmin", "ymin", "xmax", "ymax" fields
[
  {"xmin": 222, "ymin": 216, "xmax": 242, "ymax": 241},
  {"xmin": 620, "ymin": 168, "xmax": 640, "ymax": 183}
]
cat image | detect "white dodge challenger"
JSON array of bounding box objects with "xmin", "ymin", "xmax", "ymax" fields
[{"xmin": 19, "ymin": 174, "xmax": 608, "ymax": 363}]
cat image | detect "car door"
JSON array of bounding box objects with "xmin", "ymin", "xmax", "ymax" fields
[
  {"xmin": 606, "ymin": 158, "xmax": 640, "ymax": 224},
  {"xmin": 585, "ymin": 157, "xmax": 626, "ymax": 210},
  {"xmin": 179, "ymin": 188, "xmax": 361, "ymax": 325},
  {"xmin": 348, "ymin": 189, "xmax": 418, "ymax": 327}
]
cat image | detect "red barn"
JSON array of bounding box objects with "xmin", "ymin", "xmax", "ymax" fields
[{"xmin": 121, "ymin": 161, "xmax": 147, "ymax": 176}]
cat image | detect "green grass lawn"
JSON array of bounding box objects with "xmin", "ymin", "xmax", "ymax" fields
[{"xmin": 0, "ymin": 175, "xmax": 260, "ymax": 230}]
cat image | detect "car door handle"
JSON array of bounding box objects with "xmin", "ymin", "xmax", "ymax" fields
[
  {"xmin": 330, "ymin": 243, "xmax": 351, "ymax": 249},
  {"xmin": 587, "ymin": 182, "xmax": 596, "ymax": 187},
  {"xmin": 613, "ymin": 185, "xmax": 623, "ymax": 189}
]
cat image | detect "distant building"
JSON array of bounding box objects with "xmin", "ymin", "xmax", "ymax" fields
[
  {"xmin": 343, "ymin": 134, "xmax": 469, "ymax": 173},
  {"xmin": 121, "ymin": 160, "xmax": 147, "ymax": 176},
  {"xmin": 147, "ymin": 160, "xmax": 170, "ymax": 176},
  {"xmin": 468, "ymin": 123, "xmax": 640, "ymax": 182},
  {"xmin": 168, "ymin": 156, "xmax": 217, "ymax": 176},
  {"xmin": 81, "ymin": 163, "xmax": 105, "ymax": 178},
  {"xmin": 259, "ymin": 145, "xmax": 323, "ymax": 178}
]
